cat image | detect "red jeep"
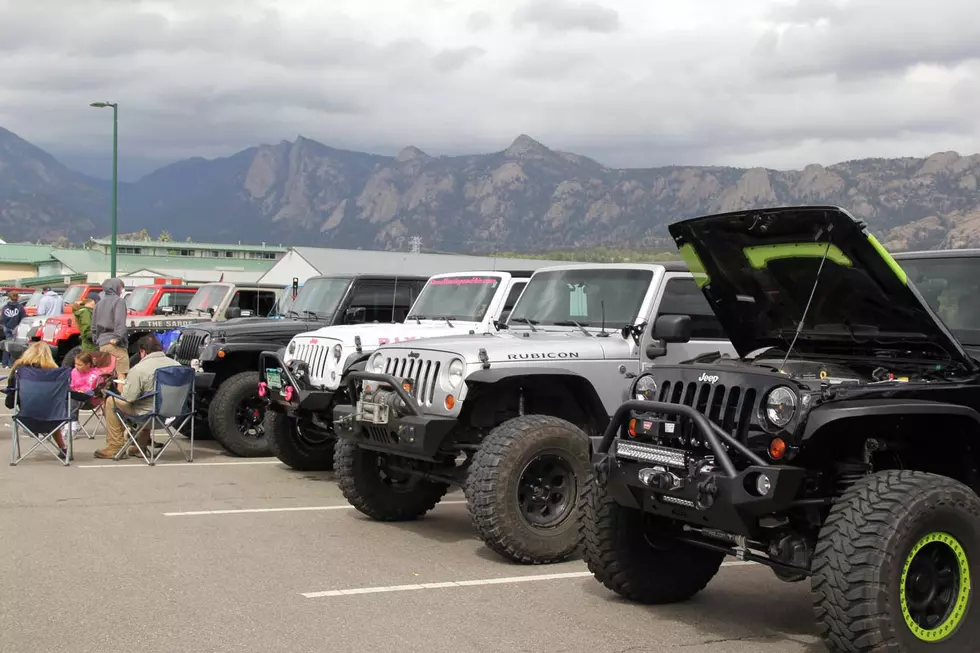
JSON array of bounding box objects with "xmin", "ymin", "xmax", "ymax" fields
[{"xmin": 44, "ymin": 282, "xmax": 196, "ymax": 367}]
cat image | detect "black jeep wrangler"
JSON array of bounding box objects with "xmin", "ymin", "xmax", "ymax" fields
[
  {"xmin": 174, "ymin": 274, "xmax": 427, "ymax": 457},
  {"xmin": 582, "ymin": 206, "xmax": 980, "ymax": 653}
]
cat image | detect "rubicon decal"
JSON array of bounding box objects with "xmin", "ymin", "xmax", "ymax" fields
[
  {"xmin": 429, "ymin": 277, "xmax": 500, "ymax": 286},
  {"xmin": 377, "ymin": 336, "xmax": 421, "ymax": 345},
  {"xmin": 698, "ymin": 373, "xmax": 720, "ymax": 384},
  {"xmin": 506, "ymin": 352, "xmax": 581, "ymax": 360}
]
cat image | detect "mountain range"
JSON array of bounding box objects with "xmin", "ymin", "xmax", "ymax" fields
[{"xmin": 2, "ymin": 125, "xmax": 979, "ymax": 253}]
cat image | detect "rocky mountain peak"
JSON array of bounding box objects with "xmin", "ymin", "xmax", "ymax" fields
[
  {"xmin": 504, "ymin": 134, "xmax": 552, "ymax": 159},
  {"xmin": 395, "ymin": 146, "xmax": 430, "ymax": 163}
]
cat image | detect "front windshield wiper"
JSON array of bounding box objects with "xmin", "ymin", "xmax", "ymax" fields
[
  {"xmin": 510, "ymin": 317, "xmax": 538, "ymax": 332},
  {"xmin": 285, "ymin": 310, "xmax": 302, "ymax": 319},
  {"xmin": 553, "ymin": 320, "xmax": 593, "ymax": 337},
  {"xmin": 434, "ymin": 316, "xmax": 454, "ymax": 327},
  {"xmin": 301, "ymin": 310, "xmax": 321, "ymax": 320},
  {"xmin": 406, "ymin": 314, "xmax": 424, "ymax": 324}
]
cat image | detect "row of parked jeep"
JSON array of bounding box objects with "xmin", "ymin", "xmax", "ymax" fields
[{"xmin": 71, "ymin": 206, "xmax": 980, "ymax": 653}]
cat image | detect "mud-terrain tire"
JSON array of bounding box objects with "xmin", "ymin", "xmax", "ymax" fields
[
  {"xmin": 267, "ymin": 411, "xmax": 335, "ymax": 471},
  {"xmin": 580, "ymin": 470, "xmax": 724, "ymax": 603},
  {"xmin": 207, "ymin": 371, "xmax": 271, "ymax": 457},
  {"xmin": 465, "ymin": 414, "xmax": 591, "ymax": 565},
  {"xmin": 334, "ymin": 438, "xmax": 449, "ymax": 521},
  {"xmin": 60, "ymin": 345, "xmax": 81, "ymax": 369},
  {"xmin": 812, "ymin": 470, "xmax": 980, "ymax": 653}
]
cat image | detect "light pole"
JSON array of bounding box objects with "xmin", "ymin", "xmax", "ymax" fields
[{"xmin": 90, "ymin": 101, "xmax": 118, "ymax": 277}]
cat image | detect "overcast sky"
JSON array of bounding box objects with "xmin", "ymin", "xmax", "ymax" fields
[{"xmin": 1, "ymin": 0, "xmax": 978, "ymax": 180}]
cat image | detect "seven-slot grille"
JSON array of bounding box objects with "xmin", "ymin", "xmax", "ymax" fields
[
  {"xmin": 175, "ymin": 332, "xmax": 206, "ymax": 364},
  {"xmin": 292, "ymin": 341, "xmax": 335, "ymax": 384},
  {"xmin": 655, "ymin": 378, "xmax": 758, "ymax": 442},
  {"xmin": 381, "ymin": 354, "xmax": 442, "ymax": 407},
  {"xmin": 42, "ymin": 323, "xmax": 57, "ymax": 342}
]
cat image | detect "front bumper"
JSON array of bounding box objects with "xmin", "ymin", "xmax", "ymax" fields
[
  {"xmin": 331, "ymin": 371, "xmax": 458, "ymax": 460},
  {"xmin": 257, "ymin": 351, "xmax": 338, "ymax": 416},
  {"xmin": 594, "ymin": 400, "xmax": 806, "ymax": 537}
]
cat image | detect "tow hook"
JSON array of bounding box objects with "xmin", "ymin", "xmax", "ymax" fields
[
  {"xmin": 593, "ymin": 456, "xmax": 611, "ymax": 488},
  {"xmin": 257, "ymin": 382, "xmax": 268, "ymax": 398},
  {"xmin": 695, "ymin": 477, "xmax": 719, "ymax": 511}
]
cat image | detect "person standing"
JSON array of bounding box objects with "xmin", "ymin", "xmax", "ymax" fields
[
  {"xmin": 72, "ymin": 295, "xmax": 99, "ymax": 354},
  {"xmin": 1, "ymin": 292, "xmax": 26, "ymax": 367},
  {"xmin": 36, "ymin": 286, "xmax": 62, "ymax": 317},
  {"xmin": 91, "ymin": 278, "xmax": 130, "ymax": 380}
]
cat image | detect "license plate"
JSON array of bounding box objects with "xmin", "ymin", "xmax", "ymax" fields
[{"xmin": 265, "ymin": 368, "xmax": 282, "ymax": 390}]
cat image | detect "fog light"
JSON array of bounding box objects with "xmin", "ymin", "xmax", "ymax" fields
[{"xmin": 755, "ymin": 473, "xmax": 772, "ymax": 496}]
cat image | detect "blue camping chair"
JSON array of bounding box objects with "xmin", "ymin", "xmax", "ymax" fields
[
  {"xmin": 105, "ymin": 366, "xmax": 196, "ymax": 466},
  {"xmin": 7, "ymin": 367, "xmax": 77, "ymax": 466}
]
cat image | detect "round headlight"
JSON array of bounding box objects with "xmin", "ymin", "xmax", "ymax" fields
[
  {"xmin": 447, "ymin": 358, "xmax": 464, "ymax": 388},
  {"xmin": 633, "ymin": 373, "xmax": 658, "ymax": 401},
  {"xmin": 201, "ymin": 333, "xmax": 211, "ymax": 346},
  {"xmin": 287, "ymin": 340, "xmax": 296, "ymax": 355},
  {"xmin": 369, "ymin": 351, "xmax": 385, "ymax": 373},
  {"xmin": 332, "ymin": 343, "xmax": 342, "ymax": 361},
  {"xmin": 764, "ymin": 386, "xmax": 797, "ymax": 428}
]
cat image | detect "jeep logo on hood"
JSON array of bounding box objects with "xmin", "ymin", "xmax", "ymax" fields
[{"xmin": 698, "ymin": 372, "xmax": 720, "ymax": 384}]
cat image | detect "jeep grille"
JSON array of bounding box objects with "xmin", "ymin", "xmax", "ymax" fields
[
  {"xmin": 656, "ymin": 379, "xmax": 757, "ymax": 441},
  {"xmin": 382, "ymin": 354, "xmax": 441, "ymax": 407},
  {"xmin": 175, "ymin": 332, "xmax": 205, "ymax": 364},
  {"xmin": 292, "ymin": 342, "xmax": 334, "ymax": 385}
]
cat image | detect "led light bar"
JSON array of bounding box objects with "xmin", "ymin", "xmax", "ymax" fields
[
  {"xmin": 659, "ymin": 495, "xmax": 695, "ymax": 508},
  {"xmin": 615, "ymin": 440, "xmax": 687, "ymax": 469}
]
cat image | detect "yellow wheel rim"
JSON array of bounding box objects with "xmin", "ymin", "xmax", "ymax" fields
[{"xmin": 900, "ymin": 532, "xmax": 971, "ymax": 642}]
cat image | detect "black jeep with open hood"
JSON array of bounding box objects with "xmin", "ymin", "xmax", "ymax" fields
[
  {"xmin": 174, "ymin": 274, "xmax": 428, "ymax": 457},
  {"xmin": 582, "ymin": 205, "xmax": 980, "ymax": 653}
]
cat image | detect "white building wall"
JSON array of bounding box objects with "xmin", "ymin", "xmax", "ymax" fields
[{"xmin": 256, "ymin": 251, "xmax": 321, "ymax": 286}]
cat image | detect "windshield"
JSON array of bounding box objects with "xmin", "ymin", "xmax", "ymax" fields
[
  {"xmin": 62, "ymin": 285, "xmax": 85, "ymax": 305},
  {"xmin": 508, "ymin": 269, "xmax": 653, "ymax": 329},
  {"xmin": 900, "ymin": 255, "xmax": 980, "ymax": 346},
  {"xmin": 288, "ymin": 277, "xmax": 352, "ymax": 319},
  {"xmin": 126, "ymin": 287, "xmax": 156, "ymax": 313},
  {"xmin": 186, "ymin": 284, "xmax": 230, "ymax": 313},
  {"xmin": 408, "ymin": 275, "xmax": 503, "ymax": 322},
  {"xmin": 25, "ymin": 292, "xmax": 41, "ymax": 308}
]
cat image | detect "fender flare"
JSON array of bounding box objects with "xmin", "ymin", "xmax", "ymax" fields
[
  {"xmin": 802, "ymin": 398, "xmax": 980, "ymax": 441},
  {"xmin": 464, "ymin": 365, "xmax": 593, "ymax": 385}
]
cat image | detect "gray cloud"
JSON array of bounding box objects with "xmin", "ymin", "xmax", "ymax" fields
[
  {"xmin": 512, "ymin": 0, "xmax": 620, "ymax": 34},
  {"xmin": 0, "ymin": 0, "xmax": 978, "ymax": 180}
]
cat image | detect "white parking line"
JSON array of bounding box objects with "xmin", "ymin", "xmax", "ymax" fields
[
  {"xmin": 78, "ymin": 460, "xmax": 282, "ymax": 468},
  {"xmin": 163, "ymin": 500, "xmax": 467, "ymax": 516},
  {"xmin": 301, "ymin": 561, "xmax": 756, "ymax": 598}
]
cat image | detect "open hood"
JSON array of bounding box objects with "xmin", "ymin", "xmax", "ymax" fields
[{"xmin": 669, "ymin": 205, "xmax": 977, "ymax": 371}]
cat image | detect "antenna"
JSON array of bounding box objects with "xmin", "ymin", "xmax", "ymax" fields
[
  {"xmin": 391, "ymin": 277, "xmax": 398, "ymax": 323},
  {"xmin": 598, "ymin": 299, "xmax": 608, "ymax": 337},
  {"xmin": 779, "ymin": 237, "xmax": 833, "ymax": 371}
]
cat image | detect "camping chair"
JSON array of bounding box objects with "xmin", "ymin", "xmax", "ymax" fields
[
  {"xmin": 7, "ymin": 367, "xmax": 76, "ymax": 466},
  {"xmin": 105, "ymin": 366, "xmax": 195, "ymax": 466},
  {"xmin": 73, "ymin": 360, "xmax": 118, "ymax": 441}
]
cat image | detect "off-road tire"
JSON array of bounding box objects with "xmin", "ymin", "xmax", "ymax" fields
[
  {"xmin": 580, "ymin": 470, "xmax": 725, "ymax": 603},
  {"xmin": 465, "ymin": 414, "xmax": 591, "ymax": 565},
  {"xmin": 812, "ymin": 470, "xmax": 980, "ymax": 653},
  {"xmin": 334, "ymin": 438, "xmax": 449, "ymax": 521},
  {"xmin": 60, "ymin": 345, "xmax": 81, "ymax": 369},
  {"xmin": 208, "ymin": 371, "xmax": 271, "ymax": 457},
  {"xmin": 267, "ymin": 411, "xmax": 335, "ymax": 471}
]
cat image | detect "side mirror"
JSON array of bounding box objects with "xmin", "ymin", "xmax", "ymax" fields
[
  {"xmin": 652, "ymin": 314, "xmax": 692, "ymax": 344},
  {"xmin": 225, "ymin": 307, "xmax": 242, "ymax": 319}
]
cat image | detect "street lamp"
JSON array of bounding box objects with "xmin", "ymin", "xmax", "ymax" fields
[{"xmin": 90, "ymin": 101, "xmax": 118, "ymax": 277}]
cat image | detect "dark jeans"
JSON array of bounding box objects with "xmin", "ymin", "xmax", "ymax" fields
[{"xmin": 2, "ymin": 327, "xmax": 13, "ymax": 367}]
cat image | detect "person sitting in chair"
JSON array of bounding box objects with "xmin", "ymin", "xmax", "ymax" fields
[
  {"xmin": 95, "ymin": 334, "xmax": 180, "ymax": 460},
  {"xmin": 5, "ymin": 341, "xmax": 70, "ymax": 459}
]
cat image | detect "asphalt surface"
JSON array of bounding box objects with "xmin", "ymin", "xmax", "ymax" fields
[{"xmin": 0, "ymin": 415, "xmax": 826, "ymax": 653}]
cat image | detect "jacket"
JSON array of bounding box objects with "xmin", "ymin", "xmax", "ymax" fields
[
  {"xmin": 37, "ymin": 291, "xmax": 62, "ymax": 317},
  {"xmin": 73, "ymin": 305, "xmax": 97, "ymax": 351},
  {"xmin": 1, "ymin": 300, "xmax": 25, "ymax": 332},
  {"xmin": 92, "ymin": 279, "xmax": 127, "ymax": 348},
  {"xmin": 120, "ymin": 351, "xmax": 181, "ymax": 413}
]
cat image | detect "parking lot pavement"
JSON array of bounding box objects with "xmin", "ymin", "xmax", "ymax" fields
[{"xmin": 0, "ymin": 419, "xmax": 824, "ymax": 653}]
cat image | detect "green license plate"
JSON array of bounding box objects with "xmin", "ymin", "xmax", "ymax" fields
[{"xmin": 265, "ymin": 368, "xmax": 282, "ymax": 390}]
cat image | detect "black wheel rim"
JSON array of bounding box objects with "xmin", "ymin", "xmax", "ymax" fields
[
  {"xmin": 901, "ymin": 532, "xmax": 970, "ymax": 642},
  {"xmin": 235, "ymin": 397, "xmax": 266, "ymax": 438},
  {"xmin": 517, "ymin": 453, "xmax": 575, "ymax": 528}
]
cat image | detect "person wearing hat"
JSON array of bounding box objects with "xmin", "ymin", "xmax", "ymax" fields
[
  {"xmin": 37, "ymin": 286, "xmax": 62, "ymax": 317},
  {"xmin": 73, "ymin": 294, "xmax": 100, "ymax": 354}
]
